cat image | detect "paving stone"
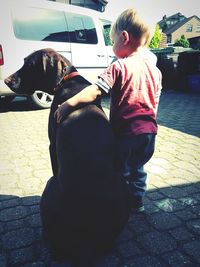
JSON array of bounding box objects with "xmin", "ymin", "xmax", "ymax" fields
[
  {"xmin": 96, "ymin": 254, "xmax": 120, "ymax": 267},
  {"xmin": 162, "ymin": 251, "xmax": 194, "ymax": 267},
  {"xmin": 169, "ymin": 226, "xmax": 194, "ymax": 241},
  {"xmin": 137, "ymin": 231, "xmax": 177, "ymax": 254},
  {"xmin": 35, "ymin": 242, "xmax": 52, "ymax": 262},
  {"xmin": 0, "ymin": 206, "xmax": 28, "ymax": 221},
  {"xmin": 183, "ymin": 240, "xmax": 200, "ymax": 264},
  {"xmin": 193, "ymin": 193, "xmax": 200, "ymax": 202},
  {"xmin": 2, "ymin": 197, "xmax": 21, "ymax": 208},
  {"xmin": 6, "ymin": 218, "xmax": 25, "ymax": 231},
  {"xmin": 9, "ymin": 246, "xmax": 35, "ymax": 265},
  {"xmin": 166, "ymin": 177, "xmax": 191, "ymax": 187},
  {"xmin": 118, "ymin": 240, "xmax": 142, "ymax": 258},
  {"xmin": 21, "ymin": 196, "xmax": 41, "ymax": 205},
  {"xmin": 191, "ymin": 205, "xmax": 200, "ymax": 216},
  {"xmin": 117, "ymin": 227, "xmax": 134, "ymax": 243},
  {"xmin": 0, "ymin": 222, "xmax": 4, "ymax": 234},
  {"xmin": 21, "ymin": 262, "xmax": 45, "ymax": 267},
  {"xmin": 175, "ymin": 209, "xmax": 198, "ymax": 221},
  {"xmin": 124, "ymin": 255, "xmax": 168, "ymax": 267},
  {"xmin": 172, "ymin": 161, "xmax": 198, "ymax": 173},
  {"xmin": 128, "ymin": 214, "xmax": 153, "ymax": 234},
  {"xmin": 160, "ymin": 186, "xmax": 190, "ymax": 199},
  {"xmin": 186, "ymin": 219, "xmax": 200, "ymax": 235},
  {"xmin": 179, "ymin": 197, "xmax": 198, "ymax": 207},
  {"xmin": 147, "ymin": 212, "xmax": 182, "ymax": 230},
  {"xmin": 2, "ymin": 228, "xmax": 35, "ymax": 250},
  {"xmin": 144, "ymin": 202, "xmax": 160, "ymax": 214},
  {"xmin": 154, "ymin": 198, "xmax": 183, "ymax": 212},
  {"xmin": 184, "ymin": 184, "xmax": 200, "ymax": 195},
  {"xmin": 26, "ymin": 213, "xmax": 42, "ymax": 227},
  {"xmin": 146, "ymin": 191, "xmax": 165, "ymax": 200},
  {"xmin": 50, "ymin": 261, "xmax": 71, "ymax": 267},
  {"xmin": 29, "ymin": 204, "xmax": 40, "ymax": 214},
  {"xmin": 0, "ymin": 195, "xmax": 18, "ymax": 201},
  {"xmin": 0, "ymin": 254, "xmax": 7, "ymax": 267},
  {"xmin": 34, "ymin": 227, "xmax": 43, "ymax": 242}
]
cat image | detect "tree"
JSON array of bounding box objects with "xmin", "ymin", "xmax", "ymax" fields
[
  {"xmin": 174, "ymin": 35, "xmax": 190, "ymax": 48},
  {"xmin": 149, "ymin": 24, "xmax": 162, "ymax": 49},
  {"xmin": 104, "ymin": 26, "xmax": 112, "ymax": 46}
]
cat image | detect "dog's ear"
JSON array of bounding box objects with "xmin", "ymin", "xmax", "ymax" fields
[{"xmin": 42, "ymin": 53, "xmax": 53, "ymax": 73}]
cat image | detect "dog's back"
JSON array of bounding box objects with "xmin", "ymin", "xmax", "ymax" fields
[{"xmin": 41, "ymin": 75, "xmax": 131, "ymax": 264}]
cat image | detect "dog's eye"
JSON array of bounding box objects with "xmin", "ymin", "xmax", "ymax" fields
[
  {"xmin": 63, "ymin": 66, "xmax": 68, "ymax": 72},
  {"xmin": 24, "ymin": 58, "xmax": 35, "ymax": 68},
  {"xmin": 24, "ymin": 58, "xmax": 31, "ymax": 66}
]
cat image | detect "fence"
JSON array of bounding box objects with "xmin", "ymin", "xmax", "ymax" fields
[{"xmin": 152, "ymin": 47, "xmax": 200, "ymax": 93}]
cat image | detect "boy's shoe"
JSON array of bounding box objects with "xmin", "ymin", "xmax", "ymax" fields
[{"xmin": 131, "ymin": 196, "xmax": 145, "ymax": 213}]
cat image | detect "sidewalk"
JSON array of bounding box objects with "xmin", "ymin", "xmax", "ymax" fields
[{"xmin": 0, "ymin": 90, "xmax": 200, "ymax": 267}]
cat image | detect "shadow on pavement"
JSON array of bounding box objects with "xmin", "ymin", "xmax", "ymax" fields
[
  {"xmin": 157, "ymin": 90, "xmax": 200, "ymax": 138},
  {"xmin": 1, "ymin": 91, "xmax": 200, "ymax": 138},
  {"xmin": 0, "ymin": 182, "xmax": 200, "ymax": 267}
]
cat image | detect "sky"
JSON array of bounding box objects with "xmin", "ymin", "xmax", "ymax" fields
[{"xmin": 104, "ymin": 0, "xmax": 200, "ymax": 34}]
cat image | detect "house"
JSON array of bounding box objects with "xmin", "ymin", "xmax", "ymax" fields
[
  {"xmin": 49, "ymin": 0, "xmax": 108, "ymax": 12},
  {"xmin": 158, "ymin": 13, "xmax": 186, "ymax": 32},
  {"xmin": 158, "ymin": 13, "xmax": 200, "ymax": 48}
]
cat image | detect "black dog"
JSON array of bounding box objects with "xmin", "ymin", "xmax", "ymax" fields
[{"xmin": 5, "ymin": 48, "xmax": 131, "ymax": 267}]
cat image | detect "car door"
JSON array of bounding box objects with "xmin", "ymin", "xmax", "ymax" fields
[{"xmin": 65, "ymin": 12, "xmax": 110, "ymax": 82}]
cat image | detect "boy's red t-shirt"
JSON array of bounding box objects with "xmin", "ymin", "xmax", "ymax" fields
[{"xmin": 96, "ymin": 49, "xmax": 162, "ymax": 137}]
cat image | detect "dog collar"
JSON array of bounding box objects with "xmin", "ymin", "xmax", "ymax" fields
[
  {"xmin": 54, "ymin": 71, "xmax": 80, "ymax": 92},
  {"xmin": 63, "ymin": 71, "xmax": 80, "ymax": 81}
]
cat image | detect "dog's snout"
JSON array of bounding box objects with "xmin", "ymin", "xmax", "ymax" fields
[
  {"xmin": 4, "ymin": 76, "xmax": 11, "ymax": 85},
  {"xmin": 4, "ymin": 74, "xmax": 21, "ymax": 92}
]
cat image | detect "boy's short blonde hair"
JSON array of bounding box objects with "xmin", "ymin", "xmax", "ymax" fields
[{"xmin": 111, "ymin": 8, "xmax": 150, "ymax": 46}]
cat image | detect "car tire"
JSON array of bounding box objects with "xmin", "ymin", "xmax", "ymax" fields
[{"xmin": 29, "ymin": 91, "xmax": 54, "ymax": 109}]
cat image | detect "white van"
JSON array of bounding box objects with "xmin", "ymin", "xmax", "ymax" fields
[{"xmin": 0, "ymin": 0, "xmax": 114, "ymax": 108}]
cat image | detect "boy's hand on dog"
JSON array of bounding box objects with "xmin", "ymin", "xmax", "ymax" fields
[{"xmin": 54, "ymin": 102, "xmax": 71, "ymax": 123}]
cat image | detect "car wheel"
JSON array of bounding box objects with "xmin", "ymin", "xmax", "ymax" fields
[{"xmin": 29, "ymin": 91, "xmax": 54, "ymax": 109}]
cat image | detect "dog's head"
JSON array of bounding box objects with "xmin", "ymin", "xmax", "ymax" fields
[{"xmin": 4, "ymin": 48, "xmax": 74, "ymax": 95}]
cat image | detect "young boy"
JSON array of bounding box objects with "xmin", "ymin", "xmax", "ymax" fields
[{"xmin": 54, "ymin": 8, "xmax": 162, "ymax": 212}]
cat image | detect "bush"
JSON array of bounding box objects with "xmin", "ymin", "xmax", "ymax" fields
[{"xmin": 174, "ymin": 35, "xmax": 190, "ymax": 48}]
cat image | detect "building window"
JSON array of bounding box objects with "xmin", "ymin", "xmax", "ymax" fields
[
  {"xmin": 196, "ymin": 25, "xmax": 200, "ymax": 32},
  {"xmin": 186, "ymin": 24, "xmax": 193, "ymax": 32},
  {"xmin": 167, "ymin": 35, "xmax": 172, "ymax": 43}
]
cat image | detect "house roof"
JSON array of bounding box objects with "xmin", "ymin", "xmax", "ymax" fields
[
  {"xmin": 163, "ymin": 15, "xmax": 200, "ymax": 34},
  {"xmin": 158, "ymin": 12, "xmax": 186, "ymax": 25}
]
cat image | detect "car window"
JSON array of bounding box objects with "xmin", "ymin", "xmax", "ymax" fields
[
  {"xmin": 100, "ymin": 19, "xmax": 112, "ymax": 46},
  {"xmin": 11, "ymin": 7, "xmax": 69, "ymax": 42},
  {"xmin": 66, "ymin": 13, "xmax": 98, "ymax": 44}
]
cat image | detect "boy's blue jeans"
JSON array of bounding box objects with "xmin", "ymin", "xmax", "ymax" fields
[{"xmin": 115, "ymin": 133, "xmax": 156, "ymax": 198}]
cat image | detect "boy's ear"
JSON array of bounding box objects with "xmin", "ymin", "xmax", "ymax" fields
[{"xmin": 122, "ymin": 31, "xmax": 129, "ymax": 44}]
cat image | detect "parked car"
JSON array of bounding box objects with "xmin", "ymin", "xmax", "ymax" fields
[{"xmin": 0, "ymin": 0, "xmax": 114, "ymax": 108}]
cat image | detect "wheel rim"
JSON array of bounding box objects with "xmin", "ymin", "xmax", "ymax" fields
[{"xmin": 35, "ymin": 91, "xmax": 54, "ymax": 106}]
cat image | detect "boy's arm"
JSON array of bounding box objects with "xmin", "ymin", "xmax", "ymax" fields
[{"xmin": 54, "ymin": 84, "xmax": 102, "ymax": 123}]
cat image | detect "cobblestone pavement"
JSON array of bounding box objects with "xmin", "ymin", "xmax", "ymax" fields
[{"xmin": 0, "ymin": 90, "xmax": 200, "ymax": 267}]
